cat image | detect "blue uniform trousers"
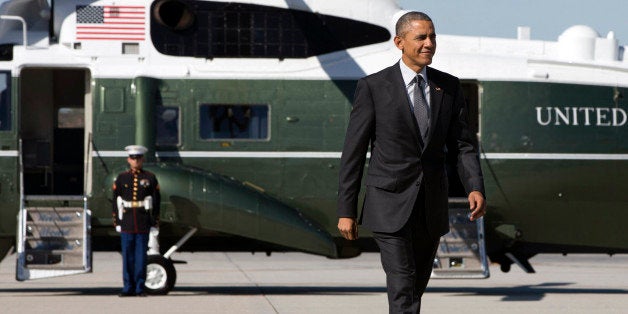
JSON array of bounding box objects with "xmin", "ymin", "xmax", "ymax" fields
[{"xmin": 120, "ymin": 232, "xmax": 149, "ymax": 294}]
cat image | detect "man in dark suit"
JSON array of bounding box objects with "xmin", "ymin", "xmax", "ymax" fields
[{"xmin": 337, "ymin": 12, "xmax": 486, "ymax": 313}]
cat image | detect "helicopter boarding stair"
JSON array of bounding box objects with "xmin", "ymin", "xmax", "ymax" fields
[
  {"xmin": 432, "ymin": 198, "xmax": 490, "ymax": 278},
  {"xmin": 16, "ymin": 195, "xmax": 92, "ymax": 281}
]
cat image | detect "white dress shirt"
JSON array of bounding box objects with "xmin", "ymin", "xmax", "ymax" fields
[{"xmin": 399, "ymin": 59, "xmax": 431, "ymax": 113}]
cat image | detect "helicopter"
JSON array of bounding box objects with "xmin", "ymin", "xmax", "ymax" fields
[{"xmin": 0, "ymin": 0, "xmax": 626, "ymax": 294}]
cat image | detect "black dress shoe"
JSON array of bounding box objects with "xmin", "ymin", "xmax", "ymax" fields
[
  {"xmin": 118, "ymin": 292, "xmax": 135, "ymax": 297},
  {"xmin": 136, "ymin": 292, "xmax": 147, "ymax": 297}
]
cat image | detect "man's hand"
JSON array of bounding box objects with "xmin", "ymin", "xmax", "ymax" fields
[
  {"xmin": 468, "ymin": 191, "xmax": 486, "ymax": 221},
  {"xmin": 338, "ymin": 217, "xmax": 358, "ymax": 240}
]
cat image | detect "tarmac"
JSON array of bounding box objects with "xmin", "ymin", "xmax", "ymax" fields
[{"xmin": 1, "ymin": 251, "xmax": 627, "ymax": 313}]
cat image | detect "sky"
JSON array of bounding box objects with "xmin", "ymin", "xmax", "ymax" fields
[{"xmin": 397, "ymin": 0, "xmax": 627, "ymax": 45}]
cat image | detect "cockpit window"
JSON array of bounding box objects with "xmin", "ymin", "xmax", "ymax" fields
[
  {"xmin": 199, "ymin": 104, "xmax": 269, "ymax": 140},
  {"xmin": 151, "ymin": 0, "xmax": 391, "ymax": 59},
  {"xmin": 0, "ymin": 71, "xmax": 10, "ymax": 130}
]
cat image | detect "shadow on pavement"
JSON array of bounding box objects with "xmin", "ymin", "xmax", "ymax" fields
[
  {"xmin": 427, "ymin": 282, "xmax": 628, "ymax": 301},
  {"xmin": 1, "ymin": 282, "xmax": 626, "ymax": 300},
  {"xmin": 0, "ymin": 286, "xmax": 386, "ymax": 296}
]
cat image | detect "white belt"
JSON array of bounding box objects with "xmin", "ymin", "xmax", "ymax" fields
[
  {"xmin": 117, "ymin": 196, "xmax": 152, "ymax": 220},
  {"xmin": 121, "ymin": 200, "xmax": 146, "ymax": 208}
]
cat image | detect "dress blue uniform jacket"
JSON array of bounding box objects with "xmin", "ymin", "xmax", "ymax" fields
[{"xmin": 112, "ymin": 169, "xmax": 160, "ymax": 233}]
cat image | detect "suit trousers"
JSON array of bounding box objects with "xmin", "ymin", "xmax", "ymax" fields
[
  {"xmin": 120, "ymin": 232, "xmax": 149, "ymax": 294},
  {"xmin": 372, "ymin": 188, "xmax": 440, "ymax": 313}
]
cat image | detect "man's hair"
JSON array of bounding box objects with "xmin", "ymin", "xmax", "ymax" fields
[{"xmin": 395, "ymin": 11, "xmax": 432, "ymax": 36}]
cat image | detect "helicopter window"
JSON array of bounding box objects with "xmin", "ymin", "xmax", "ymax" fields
[
  {"xmin": 156, "ymin": 106, "xmax": 180, "ymax": 146},
  {"xmin": 57, "ymin": 108, "xmax": 84, "ymax": 129},
  {"xmin": 151, "ymin": 1, "xmax": 391, "ymax": 59},
  {"xmin": 0, "ymin": 71, "xmax": 10, "ymax": 131},
  {"xmin": 199, "ymin": 104, "xmax": 268, "ymax": 140}
]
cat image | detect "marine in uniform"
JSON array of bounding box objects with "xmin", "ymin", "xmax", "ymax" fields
[{"xmin": 112, "ymin": 145, "xmax": 161, "ymax": 297}]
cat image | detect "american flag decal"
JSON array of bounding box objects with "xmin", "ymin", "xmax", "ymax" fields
[{"xmin": 76, "ymin": 5, "xmax": 145, "ymax": 41}]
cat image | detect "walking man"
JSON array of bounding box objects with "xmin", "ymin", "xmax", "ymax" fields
[{"xmin": 337, "ymin": 12, "xmax": 486, "ymax": 312}]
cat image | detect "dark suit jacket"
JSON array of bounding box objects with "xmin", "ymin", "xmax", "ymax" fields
[{"xmin": 337, "ymin": 63, "xmax": 485, "ymax": 237}]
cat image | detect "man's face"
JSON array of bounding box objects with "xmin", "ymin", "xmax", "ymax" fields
[
  {"xmin": 394, "ymin": 20, "xmax": 436, "ymax": 72},
  {"xmin": 127, "ymin": 155, "xmax": 144, "ymax": 171}
]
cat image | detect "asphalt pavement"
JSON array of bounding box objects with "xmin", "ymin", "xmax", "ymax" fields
[{"xmin": 1, "ymin": 251, "xmax": 627, "ymax": 313}]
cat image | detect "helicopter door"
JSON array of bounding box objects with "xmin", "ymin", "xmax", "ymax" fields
[
  {"xmin": 431, "ymin": 82, "xmax": 489, "ymax": 279},
  {"xmin": 16, "ymin": 68, "xmax": 92, "ymax": 280},
  {"xmin": 20, "ymin": 68, "xmax": 89, "ymax": 195}
]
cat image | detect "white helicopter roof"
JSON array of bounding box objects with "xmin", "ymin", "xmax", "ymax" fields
[{"xmin": 0, "ymin": 0, "xmax": 626, "ymax": 87}]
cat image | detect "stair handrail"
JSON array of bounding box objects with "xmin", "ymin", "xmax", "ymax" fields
[
  {"xmin": 16, "ymin": 138, "xmax": 26, "ymax": 279},
  {"xmin": 0, "ymin": 15, "xmax": 28, "ymax": 47}
]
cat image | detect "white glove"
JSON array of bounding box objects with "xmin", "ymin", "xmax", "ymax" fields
[
  {"xmin": 147, "ymin": 227, "xmax": 160, "ymax": 255},
  {"xmin": 115, "ymin": 225, "xmax": 121, "ymax": 233}
]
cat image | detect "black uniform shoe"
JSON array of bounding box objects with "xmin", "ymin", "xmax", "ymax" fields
[
  {"xmin": 136, "ymin": 292, "xmax": 147, "ymax": 297},
  {"xmin": 118, "ymin": 292, "xmax": 135, "ymax": 297}
]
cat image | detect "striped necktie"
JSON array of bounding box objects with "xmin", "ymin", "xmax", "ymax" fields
[{"xmin": 413, "ymin": 75, "xmax": 429, "ymax": 140}]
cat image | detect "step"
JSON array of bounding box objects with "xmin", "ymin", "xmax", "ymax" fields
[
  {"xmin": 437, "ymin": 252, "xmax": 476, "ymax": 258},
  {"xmin": 24, "ymin": 195, "xmax": 85, "ymax": 202},
  {"xmin": 26, "ymin": 221, "xmax": 83, "ymax": 227},
  {"xmin": 432, "ymin": 269, "xmax": 486, "ymax": 277},
  {"xmin": 25, "ymin": 249, "xmax": 83, "ymax": 255},
  {"xmin": 26, "ymin": 265, "xmax": 87, "ymax": 270},
  {"xmin": 23, "ymin": 250, "xmax": 85, "ymax": 268},
  {"xmin": 24, "ymin": 236, "xmax": 83, "ymax": 247},
  {"xmin": 25, "ymin": 207, "xmax": 85, "ymax": 214},
  {"xmin": 26, "ymin": 208, "xmax": 85, "ymax": 222},
  {"xmin": 434, "ymin": 256, "xmax": 484, "ymax": 269},
  {"xmin": 26, "ymin": 226, "xmax": 84, "ymax": 238},
  {"xmin": 25, "ymin": 206, "xmax": 85, "ymax": 211}
]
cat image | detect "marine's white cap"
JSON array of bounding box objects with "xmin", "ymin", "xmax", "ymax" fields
[{"xmin": 125, "ymin": 145, "xmax": 148, "ymax": 157}]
